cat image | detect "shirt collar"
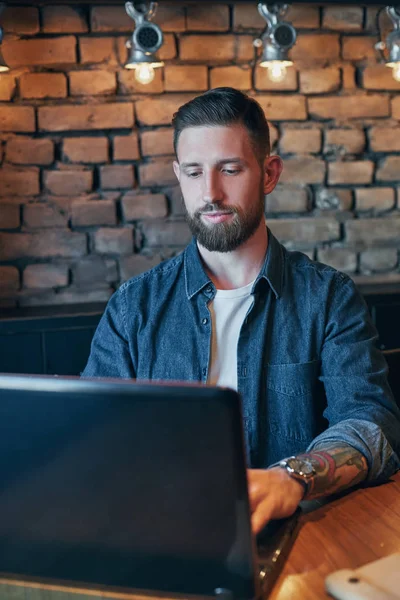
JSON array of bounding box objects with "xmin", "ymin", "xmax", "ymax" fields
[{"xmin": 183, "ymin": 227, "xmax": 284, "ymax": 300}]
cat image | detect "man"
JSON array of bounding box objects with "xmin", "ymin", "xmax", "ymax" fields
[{"xmin": 83, "ymin": 87, "xmax": 400, "ymax": 534}]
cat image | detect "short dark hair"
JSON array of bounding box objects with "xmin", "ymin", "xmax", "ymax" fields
[{"xmin": 172, "ymin": 87, "xmax": 270, "ymax": 165}]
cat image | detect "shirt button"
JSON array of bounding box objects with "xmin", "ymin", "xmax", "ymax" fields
[
  {"xmin": 202, "ymin": 368, "xmax": 207, "ymax": 376},
  {"xmin": 202, "ymin": 318, "xmax": 208, "ymax": 325},
  {"xmin": 206, "ymin": 286, "xmax": 213, "ymax": 294}
]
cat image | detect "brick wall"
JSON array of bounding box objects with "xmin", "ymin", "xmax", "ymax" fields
[{"xmin": 1, "ymin": 3, "xmax": 400, "ymax": 310}]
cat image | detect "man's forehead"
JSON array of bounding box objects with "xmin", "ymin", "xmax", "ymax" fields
[{"xmin": 176, "ymin": 124, "xmax": 252, "ymax": 162}]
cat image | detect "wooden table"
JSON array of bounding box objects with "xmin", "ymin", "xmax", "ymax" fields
[{"xmin": 0, "ymin": 473, "xmax": 399, "ymax": 600}]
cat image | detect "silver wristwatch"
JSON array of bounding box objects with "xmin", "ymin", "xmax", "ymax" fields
[{"xmin": 279, "ymin": 456, "xmax": 316, "ymax": 498}]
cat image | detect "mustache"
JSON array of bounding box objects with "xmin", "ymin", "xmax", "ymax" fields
[{"xmin": 196, "ymin": 203, "xmax": 238, "ymax": 215}]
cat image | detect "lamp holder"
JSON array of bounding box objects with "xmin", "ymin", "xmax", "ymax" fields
[
  {"xmin": 375, "ymin": 5, "xmax": 400, "ymax": 63},
  {"xmin": 254, "ymin": 2, "xmax": 296, "ymax": 63},
  {"xmin": 125, "ymin": 1, "xmax": 163, "ymax": 56}
]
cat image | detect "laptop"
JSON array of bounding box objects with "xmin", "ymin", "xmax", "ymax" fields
[{"xmin": 0, "ymin": 374, "xmax": 299, "ymax": 599}]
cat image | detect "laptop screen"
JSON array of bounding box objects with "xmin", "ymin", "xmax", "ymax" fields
[{"xmin": 0, "ymin": 376, "xmax": 257, "ymax": 599}]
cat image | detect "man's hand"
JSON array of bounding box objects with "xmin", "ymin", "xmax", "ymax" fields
[{"xmin": 247, "ymin": 468, "xmax": 304, "ymax": 534}]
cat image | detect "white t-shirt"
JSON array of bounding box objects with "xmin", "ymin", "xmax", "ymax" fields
[{"xmin": 207, "ymin": 281, "xmax": 254, "ymax": 390}]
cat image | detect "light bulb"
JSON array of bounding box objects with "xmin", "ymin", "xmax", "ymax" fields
[
  {"xmin": 392, "ymin": 63, "xmax": 400, "ymax": 82},
  {"xmin": 267, "ymin": 61, "xmax": 287, "ymax": 83},
  {"xmin": 134, "ymin": 64, "xmax": 155, "ymax": 85}
]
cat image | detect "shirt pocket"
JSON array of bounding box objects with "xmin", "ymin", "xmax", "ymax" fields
[{"xmin": 265, "ymin": 360, "xmax": 322, "ymax": 442}]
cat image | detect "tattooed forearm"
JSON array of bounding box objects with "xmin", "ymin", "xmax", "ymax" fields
[{"xmin": 297, "ymin": 444, "xmax": 368, "ymax": 500}]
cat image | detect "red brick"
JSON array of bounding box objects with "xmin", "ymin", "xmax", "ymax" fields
[
  {"xmin": 0, "ymin": 107, "xmax": 35, "ymax": 133},
  {"xmin": 79, "ymin": 37, "xmax": 116, "ymax": 64},
  {"xmin": 63, "ymin": 137, "xmax": 108, "ymax": 164},
  {"xmin": 269, "ymin": 218, "xmax": 340, "ymax": 243},
  {"xmin": 23, "ymin": 204, "xmax": 68, "ymax": 228},
  {"xmin": 235, "ymin": 35, "xmax": 254, "ymax": 62},
  {"xmin": 376, "ymin": 157, "xmax": 400, "ymax": 182},
  {"xmin": 39, "ymin": 103, "xmax": 134, "ymax": 132},
  {"xmin": 342, "ymin": 37, "xmax": 377, "ymax": 61},
  {"xmin": 345, "ymin": 219, "xmax": 400, "ymax": 245},
  {"xmin": 118, "ymin": 68, "xmax": 164, "ymax": 94},
  {"xmin": 315, "ymin": 188, "xmax": 353, "ymax": 211},
  {"xmin": 255, "ymin": 66, "xmax": 298, "ymax": 92},
  {"xmin": 290, "ymin": 34, "xmax": 340, "ymax": 62},
  {"xmin": 139, "ymin": 160, "xmax": 176, "ymax": 187},
  {"xmin": 392, "ymin": 97, "xmax": 400, "ymax": 119},
  {"xmin": 363, "ymin": 66, "xmax": 400, "ymax": 91},
  {"xmin": 69, "ymin": 70, "xmax": 116, "ymax": 96},
  {"xmin": 265, "ymin": 186, "xmax": 309, "ymax": 214},
  {"xmin": 323, "ymin": 7, "xmax": 363, "ymax": 31},
  {"xmin": 165, "ymin": 65, "xmax": 208, "ymax": 92},
  {"xmin": 317, "ymin": 248, "xmax": 357, "ymax": 273},
  {"xmin": 18, "ymin": 287, "xmax": 112, "ymax": 307},
  {"xmin": 369, "ymin": 127, "xmax": 400, "ymax": 152},
  {"xmin": 324, "ymin": 129, "xmax": 366, "ymax": 155},
  {"xmin": 44, "ymin": 169, "xmax": 93, "ymax": 195},
  {"xmin": 300, "ymin": 67, "xmax": 341, "ymax": 94},
  {"xmin": 0, "ymin": 75, "xmax": 16, "ymax": 101},
  {"xmin": 355, "ymin": 188, "xmax": 395, "ymax": 212},
  {"xmin": 210, "ymin": 66, "xmax": 251, "ymax": 90},
  {"xmin": 279, "ymin": 157, "xmax": 326, "ymax": 184},
  {"xmin": 0, "ymin": 205, "xmax": 20, "ymax": 229},
  {"xmin": 42, "ymin": 6, "xmax": 88, "ymax": 33},
  {"xmin": 120, "ymin": 254, "xmax": 162, "ymax": 280},
  {"xmin": 2, "ymin": 7, "xmax": 39, "ymax": 34},
  {"xmin": 141, "ymin": 129, "xmax": 173, "ymax": 157},
  {"xmin": 342, "ymin": 65, "xmax": 357, "ymax": 90},
  {"xmin": 180, "ymin": 35, "xmax": 235, "ymax": 61},
  {"xmin": 94, "ymin": 227, "xmax": 133, "ymax": 254},
  {"xmin": 0, "ymin": 168, "xmax": 39, "ymax": 197},
  {"xmin": 72, "ymin": 256, "xmax": 117, "ymax": 288},
  {"xmin": 0, "ymin": 231, "xmax": 87, "ymax": 260},
  {"xmin": 71, "ymin": 200, "xmax": 116, "ymax": 227},
  {"xmin": 2, "ymin": 37, "xmax": 76, "ymax": 68},
  {"xmin": 19, "ymin": 73, "xmax": 67, "ymax": 99},
  {"xmin": 100, "ymin": 165, "xmax": 134, "ymax": 190},
  {"xmin": 5, "ymin": 138, "xmax": 53, "ymax": 166},
  {"xmin": 360, "ymin": 248, "xmax": 398, "ymax": 273},
  {"xmin": 155, "ymin": 4, "xmax": 186, "ymax": 32},
  {"xmin": 0, "ymin": 266, "xmax": 19, "ymax": 291},
  {"xmin": 158, "ymin": 34, "xmax": 177, "ymax": 60},
  {"xmin": 141, "ymin": 221, "xmax": 191, "ymax": 246},
  {"xmin": 90, "ymin": 6, "xmax": 132, "ymax": 32},
  {"xmin": 329, "ymin": 161, "xmax": 374, "ymax": 185},
  {"xmin": 122, "ymin": 192, "xmax": 168, "ymax": 221},
  {"xmin": 233, "ymin": 3, "xmax": 319, "ymax": 29},
  {"xmin": 280, "ymin": 129, "xmax": 321, "ymax": 154},
  {"xmin": 186, "ymin": 5, "xmax": 229, "ymax": 31},
  {"xmin": 135, "ymin": 95, "xmax": 194, "ymax": 126},
  {"xmin": 113, "ymin": 133, "xmax": 140, "ymax": 161},
  {"xmin": 256, "ymin": 95, "xmax": 307, "ymax": 121},
  {"xmin": 23, "ymin": 264, "xmax": 69, "ymax": 289},
  {"xmin": 309, "ymin": 95, "xmax": 390, "ymax": 119}
]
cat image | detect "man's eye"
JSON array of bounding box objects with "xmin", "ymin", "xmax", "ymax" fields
[
  {"xmin": 223, "ymin": 169, "xmax": 241, "ymax": 175},
  {"xmin": 187, "ymin": 172, "xmax": 201, "ymax": 178}
]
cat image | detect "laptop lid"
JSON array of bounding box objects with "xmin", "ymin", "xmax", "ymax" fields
[{"xmin": 0, "ymin": 375, "xmax": 259, "ymax": 600}]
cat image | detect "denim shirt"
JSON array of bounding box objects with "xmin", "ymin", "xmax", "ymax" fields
[{"xmin": 83, "ymin": 229, "xmax": 400, "ymax": 481}]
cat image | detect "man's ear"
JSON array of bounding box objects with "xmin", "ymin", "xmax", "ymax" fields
[
  {"xmin": 263, "ymin": 155, "xmax": 283, "ymax": 195},
  {"xmin": 173, "ymin": 160, "xmax": 181, "ymax": 182}
]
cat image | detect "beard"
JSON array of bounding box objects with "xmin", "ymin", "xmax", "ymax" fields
[{"xmin": 184, "ymin": 184, "xmax": 265, "ymax": 253}]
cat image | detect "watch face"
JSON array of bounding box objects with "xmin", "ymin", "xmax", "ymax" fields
[{"xmin": 287, "ymin": 457, "xmax": 314, "ymax": 477}]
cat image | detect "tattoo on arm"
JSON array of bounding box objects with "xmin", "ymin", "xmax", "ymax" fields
[{"xmin": 298, "ymin": 444, "xmax": 368, "ymax": 500}]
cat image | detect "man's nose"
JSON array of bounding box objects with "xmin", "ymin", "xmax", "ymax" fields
[{"xmin": 202, "ymin": 172, "xmax": 222, "ymax": 204}]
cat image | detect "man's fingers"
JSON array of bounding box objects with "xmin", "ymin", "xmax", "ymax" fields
[{"xmin": 251, "ymin": 498, "xmax": 274, "ymax": 534}]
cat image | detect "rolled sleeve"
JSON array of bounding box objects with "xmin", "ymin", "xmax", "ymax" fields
[{"xmin": 316, "ymin": 273, "xmax": 400, "ymax": 482}]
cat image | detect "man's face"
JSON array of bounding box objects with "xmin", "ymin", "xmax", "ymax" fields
[{"xmin": 173, "ymin": 124, "xmax": 279, "ymax": 253}]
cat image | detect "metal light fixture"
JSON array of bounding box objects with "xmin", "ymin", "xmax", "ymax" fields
[
  {"xmin": 124, "ymin": 1, "xmax": 164, "ymax": 85},
  {"xmin": 254, "ymin": 3, "xmax": 297, "ymax": 83},
  {"xmin": 0, "ymin": 3, "xmax": 10, "ymax": 73},
  {"xmin": 375, "ymin": 6, "xmax": 400, "ymax": 82}
]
